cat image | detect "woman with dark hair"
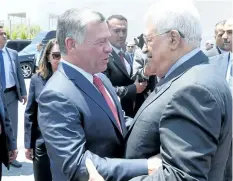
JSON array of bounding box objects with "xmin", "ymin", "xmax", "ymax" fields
[{"xmin": 24, "ymin": 38, "xmax": 61, "ymax": 181}]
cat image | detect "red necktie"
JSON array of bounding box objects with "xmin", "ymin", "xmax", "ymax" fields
[
  {"xmin": 93, "ymin": 76, "xmax": 122, "ymax": 134},
  {"xmin": 118, "ymin": 51, "xmax": 126, "ymax": 68}
]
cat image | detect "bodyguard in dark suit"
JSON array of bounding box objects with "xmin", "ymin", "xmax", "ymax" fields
[
  {"xmin": 0, "ymin": 82, "xmax": 18, "ymax": 180},
  {"xmin": 104, "ymin": 15, "xmax": 147, "ymax": 117},
  {"xmin": 38, "ymin": 9, "xmax": 153, "ymax": 181},
  {"xmin": 125, "ymin": 1, "xmax": 232, "ymax": 181},
  {"xmin": 24, "ymin": 39, "xmax": 60, "ymax": 181},
  {"xmin": 0, "ymin": 26, "xmax": 27, "ymax": 167}
]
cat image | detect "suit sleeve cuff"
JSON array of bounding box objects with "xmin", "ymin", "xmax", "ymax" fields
[{"xmin": 130, "ymin": 159, "xmax": 148, "ymax": 176}]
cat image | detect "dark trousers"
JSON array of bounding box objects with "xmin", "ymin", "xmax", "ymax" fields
[
  {"xmin": 33, "ymin": 143, "xmax": 52, "ymax": 181},
  {"xmin": 4, "ymin": 88, "xmax": 18, "ymax": 146}
]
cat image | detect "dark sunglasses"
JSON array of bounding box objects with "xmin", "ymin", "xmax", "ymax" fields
[
  {"xmin": 51, "ymin": 52, "xmax": 61, "ymax": 60},
  {"xmin": 127, "ymin": 46, "xmax": 134, "ymax": 48},
  {"xmin": 0, "ymin": 32, "xmax": 7, "ymax": 36}
]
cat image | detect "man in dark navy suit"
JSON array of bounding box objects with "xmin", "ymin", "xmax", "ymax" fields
[{"xmin": 38, "ymin": 9, "xmax": 158, "ymax": 181}]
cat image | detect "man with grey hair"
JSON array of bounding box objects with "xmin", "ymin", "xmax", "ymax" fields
[
  {"xmin": 38, "ymin": 8, "xmax": 158, "ymax": 181},
  {"xmin": 86, "ymin": 0, "xmax": 232, "ymax": 181}
]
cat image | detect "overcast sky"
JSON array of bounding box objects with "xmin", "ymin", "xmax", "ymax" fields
[{"xmin": 1, "ymin": 0, "xmax": 233, "ymax": 44}]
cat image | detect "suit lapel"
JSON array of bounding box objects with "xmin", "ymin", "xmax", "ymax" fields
[
  {"xmin": 98, "ymin": 73, "xmax": 127, "ymax": 136},
  {"xmin": 5, "ymin": 48, "xmax": 18, "ymax": 86},
  {"xmin": 127, "ymin": 50, "xmax": 208, "ymax": 134},
  {"xmin": 110, "ymin": 50, "xmax": 130, "ymax": 77},
  {"xmin": 61, "ymin": 63, "xmax": 123, "ymax": 135},
  {"xmin": 212, "ymin": 53, "xmax": 229, "ymax": 77},
  {"xmin": 127, "ymin": 79, "xmax": 173, "ymax": 133},
  {"xmin": 5, "ymin": 48, "xmax": 16, "ymax": 74},
  {"xmin": 224, "ymin": 53, "xmax": 231, "ymax": 77}
]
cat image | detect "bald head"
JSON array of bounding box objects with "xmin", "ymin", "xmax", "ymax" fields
[{"xmin": 222, "ymin": 18, "xmax": 233, "ymax": 52}]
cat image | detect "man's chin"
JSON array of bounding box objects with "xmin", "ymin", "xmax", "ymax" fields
[{"xmin": 224, "ymin": 44, "xmax": 232, "ymax": 51}]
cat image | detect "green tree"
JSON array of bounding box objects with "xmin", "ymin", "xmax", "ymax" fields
[{"xmin": 5, "ymin": 24, "xmax": 41, "ymax": 40}]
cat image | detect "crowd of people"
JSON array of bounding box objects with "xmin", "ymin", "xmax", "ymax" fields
[{"xmin": 0, "ymin": 0, "xmax": 232, "ymax": 181}]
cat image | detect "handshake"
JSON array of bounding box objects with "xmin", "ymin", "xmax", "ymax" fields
[{"xmin": 86, "ymin": 154, "xmax": 162, "ymax": 181}]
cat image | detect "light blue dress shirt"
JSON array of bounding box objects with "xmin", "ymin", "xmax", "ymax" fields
[{"xmin": 165, "ymin": 48, "xmax": 200, "ymax": 78}]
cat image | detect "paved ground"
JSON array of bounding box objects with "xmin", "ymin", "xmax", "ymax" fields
[{"xmin": 2, "ymin": 79, "xmax": 34, "ymax": 181}]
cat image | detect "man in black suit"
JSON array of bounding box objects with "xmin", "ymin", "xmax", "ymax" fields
[
  {"xmin": 86, "ymin": 1, "xmax": 232, "ymax": 181},
  {"xmin": 103, "ymin": 15, "xmax": 147, "ymax": 117}
]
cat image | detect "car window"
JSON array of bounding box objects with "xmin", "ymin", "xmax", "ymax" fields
[
  {"xmin": 18, "ymin": 42, "xmax": 31, "ymax": 52},
  {"xmin": 6, "ymin": 41, "xmax": 18, "ymax": 51},
  {"xmin": 31, "ymin": 31, "xmax": 48, "ymax": 44},
  {"xmin": 20, "ymin": 44, "xmax": 37, "ymax": 54}
]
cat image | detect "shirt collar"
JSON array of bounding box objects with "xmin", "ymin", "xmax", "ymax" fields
[
  {"xmin": 61, "ymin": 59, "xmax": 94, "ymax": 84},
  {"xmin": 111, "ymin": 45, "xmax": 123, "ymax": 55},
  {"xmin": 164, "ymin": 48, "xmax": 200, "ymax": 78},
  {"xmin": 0, "ymin": 46, "xmax": 6, "ymax": 53},
  {"xmin": 219, "ymin": 48, "xmax": 228, "ymax": 54}
]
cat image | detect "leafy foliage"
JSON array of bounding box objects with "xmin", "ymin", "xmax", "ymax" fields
[{"xmin": 6, "ymin": 24, "xmax": 41, "ymax": 40}]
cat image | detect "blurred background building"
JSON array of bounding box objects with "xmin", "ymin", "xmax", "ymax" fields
[{"xmin": 1, "ymin": 0, "xmax": 232, "ymax": 46}]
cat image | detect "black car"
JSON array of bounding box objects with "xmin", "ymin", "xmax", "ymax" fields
[
  {"xmin": 19, "ymin": 30, "xmax": 56, "ymax": 78},
  {"xmin": 6, "ymin": 39, "xmax": 31, "ymax": 52}
]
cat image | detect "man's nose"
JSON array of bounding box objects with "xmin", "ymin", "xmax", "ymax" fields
[
  {"xmin": 222, "ymin": 31, "xmax": 227, "ymax": 39},
  {"xmin": 105, "ymin": 41, "xmax": 112, "ymax": 53},
  {"xmin": 119, "ymin": 31, "xmax": 124, "ymax": 37}
]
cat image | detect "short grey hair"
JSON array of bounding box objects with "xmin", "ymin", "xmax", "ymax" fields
[
  {"xmin": 57, "ymin": 8, "xmax": 105, "ymax": 55},
  {"xmin": 146, "ymin": 0, "xmax": 202, "ymax": 48}
]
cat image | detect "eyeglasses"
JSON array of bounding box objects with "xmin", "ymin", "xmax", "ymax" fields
[
  {"xmin": 50, "ymin": 52, "xmax": 61, "ymax": 60},
  {"xmin": 143, "ymin": 30, "xmax": 185, "ymax": 45},
  {"xmin": 0, "ymin": 32, "xmax": 6, "ymax": 36},
  {"xmin": 127, "ymin": 46, "xmax": 134, "ymax": 48}
]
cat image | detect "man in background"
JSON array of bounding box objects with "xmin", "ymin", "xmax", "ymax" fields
[
  {"xmin": 205, "ymin": 20, "xmax": 228, "ymax": 57},
  {"xmin": 35, "ymin": 43, "xmax": 43, "ymax": 69},
  {"xmin": 0, "ymin": 73, "xmax": 18, "ymax": 179},
  {"xmin": 104, "ymin": 15, "xmax": 147, "ymax": 117},
  {"xmin": 126, "ymin": 41, "xmax": 136, "ymax": 65},
  {"xmin": 0, "ymin": 25, "xmax": 27, "ymax": 168},
  {"xmin": 209, "ymin": 18, "xmax": 233, "ymax": 181}
]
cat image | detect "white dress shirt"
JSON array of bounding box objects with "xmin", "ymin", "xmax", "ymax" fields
[
  {"xmin": 61, "ymin": 60, "xmax": 116, "ymax": 106},
  {"xmin": 112, "ymin": 46, "xmax": 131, "ymax": 75},
  {"xmin": 35, "ymin": 50, "xmax": 42, "ymax": 67},
  {"xmin": 226, "ymin": 53, "xmax": 232, "ymax": 93},
  {"xmin": 1, "ymin": 47, "xmax": 16, "ymax": 88}
]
